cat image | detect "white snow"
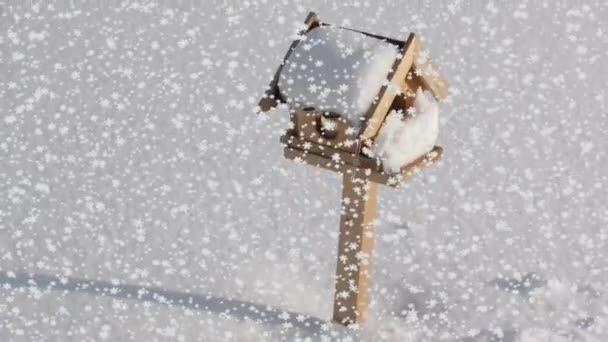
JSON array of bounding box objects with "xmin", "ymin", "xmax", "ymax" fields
[
  {"xmin": 1, "ymin": 2, "xmax": 607, "ymax": 342},
  {"xmin": 371, "ymin": 88, "xmax": 439, "ymax": 173},
  {"xmin": 278, "ymin": 26, "xmax": 399, "ymax": 125},
  {"xmin": 519, "ymin": 329, "xmax": 569, "ymax": 342}
]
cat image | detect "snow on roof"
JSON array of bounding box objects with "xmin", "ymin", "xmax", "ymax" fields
[{"xmin": 278, "ymin": 26, "xmax": 399, "ymax": 126}]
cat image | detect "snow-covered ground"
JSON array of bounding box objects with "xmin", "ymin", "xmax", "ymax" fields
[{"xmin": 1, "ymin": 1, "xmax": 607, "ymax": 341}]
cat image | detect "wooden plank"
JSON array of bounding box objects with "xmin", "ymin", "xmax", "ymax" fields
[
  {"xmin": 283, "ymin": 145, "xmax": 443, "ymax": 188},
  {"xmin": 411, "ymin": 38, "xmax": 449, "ymax": 101},
  {"xmin": 284, "ymin": 146, "xmax": 387, "ymax": 184},
  {"xmin": 280, "ymin": 134, "xmax": 381, "ymax": 171},
  {"xmin": 359, "ymin": 33, "xmax": 418, "ymax": 142},
  {"xmin": 332, "ymin": 175, "xmax": 378, "ymax": 325},
  {"xmin": 258, "ymin": 12, "xmax": 320, "ymax": 113},
  {"xmin": 290, "ymin": 108, "xmax": 360, "ymax": 154}
]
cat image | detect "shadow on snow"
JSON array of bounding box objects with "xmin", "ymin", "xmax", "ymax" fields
[{"xmin": 0, "ymin": 270, "xmax": 334, "ymax": 335}]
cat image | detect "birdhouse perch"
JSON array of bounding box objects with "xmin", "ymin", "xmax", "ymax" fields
[{"xmin": 258, "ymin": 12, "xmax": 448, "ymax": 326}]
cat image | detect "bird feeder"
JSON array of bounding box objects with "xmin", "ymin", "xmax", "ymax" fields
[{"xmin": 258, "ymin": 12, "xmax": 448, "ymax": 326}]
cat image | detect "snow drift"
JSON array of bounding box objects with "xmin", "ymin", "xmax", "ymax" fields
[{"xmin": 372, "ymin": 89, "xmax": 439, "ymax": 172}]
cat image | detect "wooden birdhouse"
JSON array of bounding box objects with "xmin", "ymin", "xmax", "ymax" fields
[
  {"xmin": 259, "ymin": 12, "xmax": 448, "ymax": 186},
  {"xmin": 258, "ymin": 12, "xmax": 449, "ymax": 326}
]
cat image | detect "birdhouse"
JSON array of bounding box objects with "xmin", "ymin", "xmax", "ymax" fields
[
  {"xmin": 259, "ymin": 12, "xmax": 448, "ymax": 186},
  {"xmin": 258, "ymin": 12, "xmax": 449, "ymax": 326}
]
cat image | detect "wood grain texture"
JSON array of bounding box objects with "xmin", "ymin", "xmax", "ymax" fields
[
  {"xmin": 359, "ymin": 33, "xmax": 417, "ymax": 142},
  {"xmin": 332, "ymin": 175, "xmax": 378, "ymax": 325},
  {"xmin": 411, "ymin": 37, "xmax": 449, "ymax": 101},
  {"xmin": 280, "ymin": 134, "xmax": 379, "ymax": 170},
  {"xmin": 282, "ymin": 144, "xmax": 443, "ymax": 188},
  {"xmin": 289, "ymin": 108, "xmax": 361, "ymax": 154}
]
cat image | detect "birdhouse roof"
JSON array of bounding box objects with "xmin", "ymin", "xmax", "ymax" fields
[{"xmin": 278, "ymin": 25, "xmax": 401, "ymax": 127}]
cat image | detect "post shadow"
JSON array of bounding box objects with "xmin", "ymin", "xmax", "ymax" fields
[{"xmin": 0, "ymin": 270, "xmax": 333, "ymax": 334}]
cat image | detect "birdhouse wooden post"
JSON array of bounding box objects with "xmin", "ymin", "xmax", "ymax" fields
[{"xmin": 258, "ymin": 12, "xmax": 448, "ymax": 325}]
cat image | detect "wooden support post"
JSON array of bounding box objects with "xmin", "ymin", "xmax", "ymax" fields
[{"xmin": 333, "ymin": 174, "xmax": 378, "ymax": 325}]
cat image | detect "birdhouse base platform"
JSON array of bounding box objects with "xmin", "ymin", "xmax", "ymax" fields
[{"xmin": 281, "ymin": 134, "xmax": 443, "ymax": 187}]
